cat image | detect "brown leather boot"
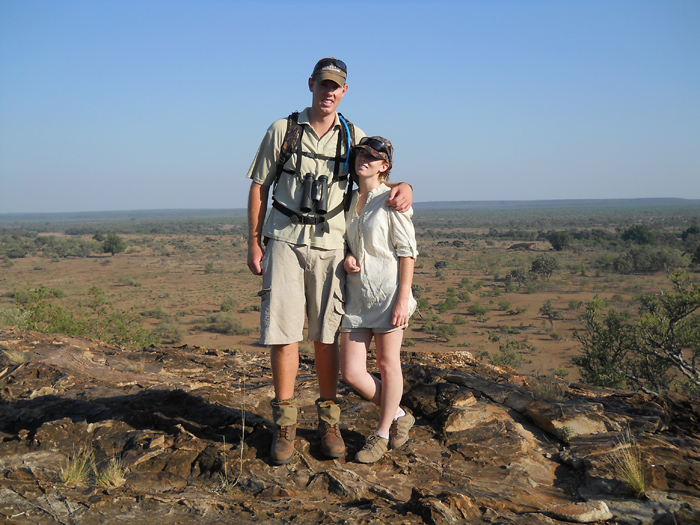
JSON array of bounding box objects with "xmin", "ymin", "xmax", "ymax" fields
[
  {"xmin": 316, "ymin": 399, "xmax": 345, "ymax": 459},
  {"xmin": 270, "ymin": 424, "xmax": 296, "ymax": 465},
  {"xmin": 270, "ymin": 398, "xmax": 297, "ymax": 465}
]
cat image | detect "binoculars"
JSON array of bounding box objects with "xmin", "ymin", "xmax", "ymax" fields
[{"xmin": 300, "ymin": 174, "xmax": 329, "ymax": 215}]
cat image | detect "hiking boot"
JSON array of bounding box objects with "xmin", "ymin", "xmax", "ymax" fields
[
  {"xmin": 316, "ymin": 398, "xmax": 346, "ymax": 459},
  {"xmin": 389, "ymin": 410, "xmax": 415, "ymax": 450},
  {"xmin": 270, "ymin": 398, "xmax": 298, "ymax": 465},
  {"xmin": 270, "ymin": 424, "xmax": 296, "ymax": 465},
  {"xmin": 355, "ymin": 433, "xmax": 389, "ymax": 464},
  {"xmin": 318, "ymin": 421, "xmax": 345, "ymax": 458}
]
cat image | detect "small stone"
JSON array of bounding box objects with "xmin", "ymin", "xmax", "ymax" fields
[{"xmin": 548, "ymin": 501, "xmax": 613, "ymax": 523}]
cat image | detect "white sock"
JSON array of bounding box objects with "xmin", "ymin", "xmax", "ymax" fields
[
  {"xmin": 375, "ymin": 431, "xmax": 389, "ymax": 440},
  {"xmin": 394, "ymin": 407, "xmax": 406, "ymax": 420}
]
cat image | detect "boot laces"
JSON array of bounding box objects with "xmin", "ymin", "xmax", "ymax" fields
[
  {"xmin": 277, "ymin": 426, "xmax": 293, "ymax": 440},
  {"xmin": 320, "ymin": 421, "xmax": 340, "ymax": 437}
]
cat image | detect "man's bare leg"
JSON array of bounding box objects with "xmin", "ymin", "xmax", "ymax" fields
[
  {"xmin": 314, "ymin": 341, "xmax": 339, "ymax": 400},
  {"xmin": 271, "ymin": 343, "xmax": 299, "ymax": 400}
]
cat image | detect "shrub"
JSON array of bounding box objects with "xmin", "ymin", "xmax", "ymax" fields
[
  {"xmin": 468, "ymin": 303, "xmax": 489, "ymax": 316},
  {"xmin": 539, "ymin": 299, "xmax": 564, "ymax": 327},
  {"xmin": 156, "ymin": 319, "xmax": 184, "ymax": 343},
  {"xmin": 573, "ymin": 271, "xmax": 700, "ymax": 395},
  {"xmin": 613, "ymin": 246, "xmax": 688, "ymax": 274},
  {"xmin": 437, "ymin": 296, "xmax": 458, "ymax": 313},
  {"xmin": 118, "ymin": 275, "xmax": 141, "ymax": 287},
  {"xmin": 491, "ymin": 340, "xmax": 524, "ymax": 369},
  {"xmin": 434, "ymin": 323, "xmax": 457, "ymax": 342},
  {"xmin": 411, "ymin": 283, "xmax": 424, "ymax": 299},
  {"xmin": 529, "ymin": 374, "xmax": 568, "ymax": 401},
  {"xmin": 207, "ymin": 312, "xmax": 253, "ymax": 335},
  {"xmin": 8, "ymin": 285, "xmax": 156, "ymax": 349},
  {"xmin": 622, "ymin": 224, "xmax": 655, "ymax": 245},
  {"xmin": 220, "ymin": 296, "xmax": 238, "ymax": 312}
]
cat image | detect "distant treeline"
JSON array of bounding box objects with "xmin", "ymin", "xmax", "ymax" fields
[{"xmin": 2, "ymin": 200, "xmax": 700, "ymax": 273}]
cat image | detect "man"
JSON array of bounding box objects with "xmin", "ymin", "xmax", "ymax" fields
[{"xmin": 246, "ymin": 57, "xmax": 412, "ymax": 465}]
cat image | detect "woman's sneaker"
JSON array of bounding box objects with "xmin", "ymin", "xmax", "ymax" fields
[
  {"xmin": 389, "ymin": 411, "xmax": 415, "ymax": 449},
  {"xmin": 355, "ymin": 433, "xmax": 389, "ymax": 464}
]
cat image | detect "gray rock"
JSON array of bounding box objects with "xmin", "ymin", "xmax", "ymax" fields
[
  {"xmin": 548, "ymin": 500, "xmax": 613, "ymax": 523},
  {"xmin": 1, "ymin": 329, "xmax": 699, "ymax": 524}
]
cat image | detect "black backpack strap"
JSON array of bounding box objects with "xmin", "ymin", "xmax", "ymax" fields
[
  {"xmin": 339, "ymin": 113, "xmax": 357, "ymax": 212},
  {"xmin": 274, "ymin": 112, "xmax": 303, "ymax": 188}
]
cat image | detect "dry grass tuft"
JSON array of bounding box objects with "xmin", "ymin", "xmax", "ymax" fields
[
  {"xmin": 218, "ymin": 376, "xmax": 246, "ymax": 493},
  {"xmin": 59, "ymin": 446, "xmax": 95, "ymax": 487},
  {"xmin": 1, "ymin": 348, "xmax": 32, "ymax": 365},
  {"xmin": 529, "ymin": 374, "xmax": 568, "ymax": 401},
  {"xmin": 608, "ymin": 430, "xmax": 647, "ymax": 498},
  {"xmin": 96, "ymin": 457, "xmax": 127, "ymax": 488}
]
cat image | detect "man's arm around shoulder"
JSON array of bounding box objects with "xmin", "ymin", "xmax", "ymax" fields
[{"xmin": 386, "ymin": 182, "xmax": 414, "ymax": 213}]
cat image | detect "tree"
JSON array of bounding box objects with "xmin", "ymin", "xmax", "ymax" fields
[
  {"xmin": 103, "ymin": 234, "xmax": 126, "ymax": 255},
  {"xmin": 508, "ymin": 268, "xmax": 528, "ymax": 289},
  {"xmin": 572, "ymin": 298, "xmax": 633, "ymax": 388},
  {"xmin": 573, "ymin": 271, "xmax": 700, "ymax": 395},
  {"xmin": 622, "ymin": 224, "xmax": 655, "ymax": 245},
  {"xmin": 547, "ymin": 231, "xmax": 572, "ymax": 251},
  {"xmin": 531, "ymin": 254, "xmax": 559, "ymax": 281},
  {"xmin": 539, "ymin": 299, "xmax": 564, "ymax": 327}
]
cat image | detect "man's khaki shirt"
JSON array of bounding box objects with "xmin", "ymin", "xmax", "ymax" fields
[{"xmin": 246, "ymin": 108, "xmax": 365, "ymax": 250}]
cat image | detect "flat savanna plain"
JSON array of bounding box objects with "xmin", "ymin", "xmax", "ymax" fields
[{"xmin": 2, "ymin": 200, "xmax": 699, "ymax": 382}]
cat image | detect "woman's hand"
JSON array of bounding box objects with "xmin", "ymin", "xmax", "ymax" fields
[{"xmin": 391, "ymin": 299, "xmax": 410, "ymax": 327}]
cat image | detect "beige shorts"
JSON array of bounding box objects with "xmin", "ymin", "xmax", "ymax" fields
[{"xmin": 259, "ymin": 239, "xmax": 345, "ymax": 346}]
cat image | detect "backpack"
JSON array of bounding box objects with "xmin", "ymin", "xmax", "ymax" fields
[{"xmin": 272, "ymin": 112, "xmax": 357, "ymax": 225}]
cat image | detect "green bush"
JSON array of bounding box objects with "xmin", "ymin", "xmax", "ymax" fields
[
  {"xmin": 434, "ymin": 323, "xmax": 457, "ymax": 342},
  {"xmin": 207, "ymin": 312, "xmax": 253, "ymax": 335},
  {"xmin": 220, "ymin": 296, "xmax": 238, "ymax": 312},
  {"xmin": 4, "ymin": 285, "xmax": 156, "ymax": 349},
  {"xmin": 411, "ymin": 283, "xmax": 424, "ymax": 299},
  {"xmin": 468, "ymin": 303, "xmax": 489, "ymax": 316},
  {"xmin": 156, "ymin": 319, "xmax": 184, "ymax": 343},
  {"xmin": 573, "ymin": 271, "xmax": 700, "ymax": 395},
  {"xmin": 117, "ymin": 275, "xmax": 141, "ymax": 287},
  {"xmin": 491, "ymin": 340, "xmax": 525, "ymax": 369}
]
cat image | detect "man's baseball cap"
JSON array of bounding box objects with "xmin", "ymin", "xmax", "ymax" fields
[
  {"xmin": 311, "ymin": 57, "xmax": 347, "ymax": 86},
  {"xmin": 355, "ymin": 136, "xmax": 393, "ymax": 165}
]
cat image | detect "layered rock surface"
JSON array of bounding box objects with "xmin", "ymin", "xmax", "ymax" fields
[{"xmin": 1, "ymin": 328, "xmax": 699, "ymax": 524}]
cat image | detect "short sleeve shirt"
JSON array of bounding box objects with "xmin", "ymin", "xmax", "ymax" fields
[{"xmin": 246, "ymin": 108, "xmax": 365, "ymax": 250}]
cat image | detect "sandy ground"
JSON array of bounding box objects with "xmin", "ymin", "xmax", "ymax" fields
[{"xmin": 0, "ymin": 234, "xmax": 674, "ymax": 382}]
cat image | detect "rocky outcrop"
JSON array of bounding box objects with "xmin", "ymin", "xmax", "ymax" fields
[
  {"xmin": 1, "ymin": 328, "xmax": 699, "ymax": 523},
  {"xmin": 508, "ymin": 243, "xmax": 537, "ymax": 250}
]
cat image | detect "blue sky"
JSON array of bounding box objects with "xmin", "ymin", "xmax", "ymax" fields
[{"xmin": 1, "ymin": 0, "xmax": 698, "ymax": 214}]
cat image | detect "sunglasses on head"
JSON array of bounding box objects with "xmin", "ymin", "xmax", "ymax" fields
[
  {"xmin": 315, "ymin": 58, "xmax": 347, "ymax": 73},
  {"xmin": 359, "ymin": 137, "xmax": 388, "ymax": 154}
]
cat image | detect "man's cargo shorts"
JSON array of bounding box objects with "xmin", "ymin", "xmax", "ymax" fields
[{"xmin": 259, "ymin": 239, "xmax": 345, "ymax": 345}]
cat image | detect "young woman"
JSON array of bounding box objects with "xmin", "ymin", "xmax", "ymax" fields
[{"xmin": 340, "ymin": 136, "xmax": 418, "ymax": 463}]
